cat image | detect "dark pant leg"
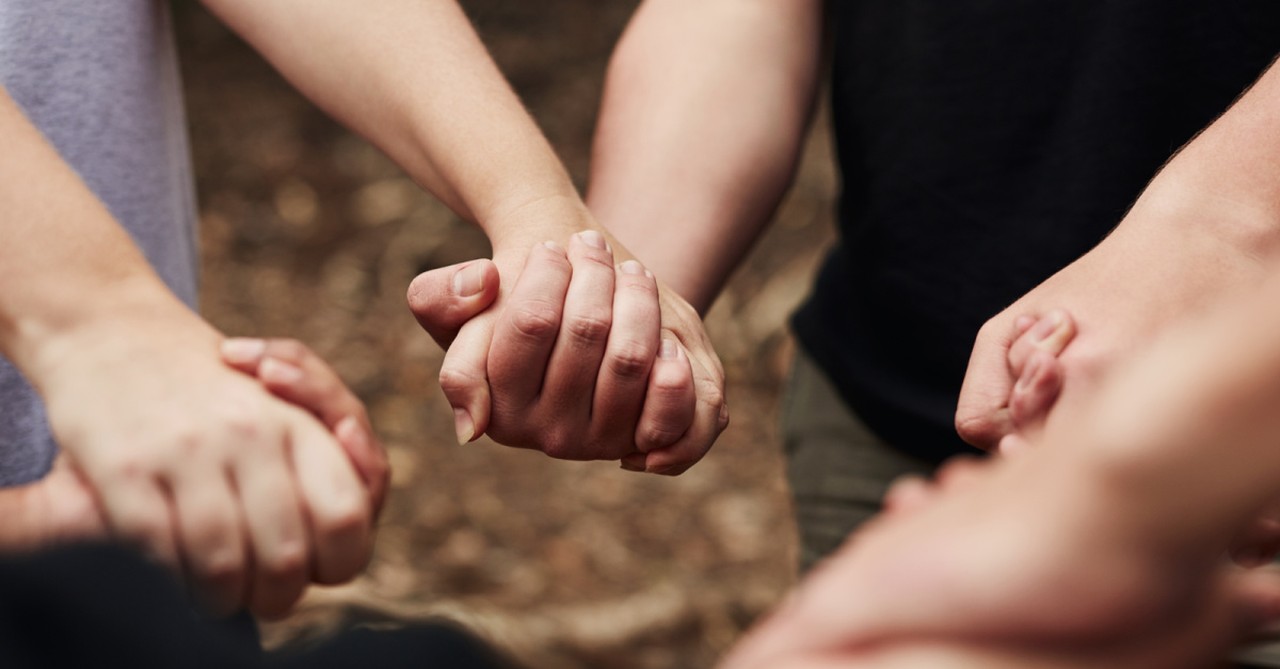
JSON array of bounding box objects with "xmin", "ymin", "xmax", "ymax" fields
[{"xmin": 781, "ymin": 348, "xmax": 936, "ymax": 572}]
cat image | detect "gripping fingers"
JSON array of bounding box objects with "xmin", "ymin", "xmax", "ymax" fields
[
  {"xmin": 640, "ymin": 354, "xmax": 725, "ymax": 476},
  {"xmin": 634, "ymin": 337, "xmax": 695, "ymax": 453},
  {"xmin": 539, "ymin": 231, "xmax": 617, "ymax": 424},
  {"xmin": 287, "ymin": 411, "xmax": 372, "ymax": 587},
  {"xmin": 591, "ymin": 260, "xmax": 661, "ymax": 457},
  {"xmin": 231, "ymin": 441, "xmax": 309, "ymax": 618},
  {"xmin": 487, "ymin": 241, "xmax": 572, "ymax": 411},
  {"xmin": 1008, "ymin": 349, "xmax": 1064, "ymax": 431},
  {"xmin": 1007, "ymin": 309, "xmax": 1075, "ymax": 377},
  {"xmin": 168, "ymin": 464, "xmax": 247, "ymax": 614},
  {"xmin": 439, "ymin": 313, "xmax": 495, "ymax": 445}
]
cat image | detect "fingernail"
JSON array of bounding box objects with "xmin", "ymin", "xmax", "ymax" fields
[
  {"xmin": 453, "ymin": 408, "xmax": 475, "ymax": 445},
  {"xmin": 1015, "ymin": 355, "xmax": 1043, "ymax": 393},
  {"xmin": 659, "ymin": 338, "xmax": 679, "ymax": 359},
  {"xmin": 335, "ymin": 415, "xmax": 366, "ymax": 450},
  {"xmin": 620, "ymin": 460, "xmax": 644, "ymax": 472},
  {"xmin": 619, "ymin": 260, "xmax": 644, "ymax": 275},
  {"xmin": 260, "ymin": 357, "xmax": 304, "ymax": 385},
  {"xmin": 577, "ymin": 230, "xmax": 608, "ymax": 250},
  {"xmin": 543, "ymin": 240, "xmax": 564, "ymax": 253},
  {"xmin": 644, "ymin": 269, "xmax": 654, "ymax": 280},
  {"xmin": 220, "ymin": 338, "xmax": 266, "ymax": 364},
  {"xmin": 452, "ymin": 262, "xmax": 485, "ymax": 298},
  {"xmin": 1030, "ymin": 311, "xmax": 1065, "ymax": 342}
]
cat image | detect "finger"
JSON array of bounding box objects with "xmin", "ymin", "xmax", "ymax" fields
[
  {"xmin": 488, "ymin": 241, "xmax": 572, "ymax": 409},
  {"xmin": 1008, "ymin": 309, "xmax": 1076, "ymax": 377},
  {"xmin": 407, "ymin": 259, "xmax": 501, "ymax": 349},
  {"xmin": 336, "ymin": 415, "xmax": 389, "ymax": 517},
  {"xmin": 620, "ymin": 452, "xmax": 647, "ymax": 472},
  {"xmin": 997, "ymin": 433, "xmax": 1032, "ymax": 457},
  {"xmin": 883, "ymin": 475, "xmax": 935, "ymax": 516},
  {"xmin": 262, "ymin": 356, "xmax": 387, "ymax": 509},
  {"xmin": 439, "ymin": 311, "xmax": 495, "ymax": 445},
  {"xmin": 168, "ymin": 463, "xmax": 246, "ymax": 615},
  {"xmin": 220, "ymin": 337, "xmax": 268, "ymax": 375},
  {"xmin": 1008, "ymin": 350, "xmax": 1064, "ymax": 430},
  {"xmin": 634, "ymin": 336, "xmax": 695, "ymax": 453},
  {"xmin": 231, "ymin": 437, "xmax": 309, "ymax": 619},
  {"xmin": 255, "ymin": 347, "xmax": 358, "ymax": 423},
  {"xmin": 95, "ymin": 474, "xmax": 180, "ymax": 573},
  {"xmin": 640, "ymin": 342, "xmax": 725, "ymax": 475},
  {"xmin": 934, "ymin": 456, "xmax": 985, "ymax": 493},
  {"xmin": 286, "ymin": 411, "xmax": 372, "ymax": 587},
  {"xmin": 539, "ymin": 231, "xmax": 617, "ymax": 432},
  {"xmin": 593, "ymin": 261, "xmax": 662, "ymax": 455},
  {"xmin": 955, "ymin": 317, "xmax": 1024, "ymax": 450}
]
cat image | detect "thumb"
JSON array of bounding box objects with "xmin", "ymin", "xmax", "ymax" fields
[
  {"xmin": 956, "ymin": 317, "xmax": 1024, "ymax": 450},
  {"xmin": 406, "ymin": 259, "xmax": 500, "ymax": 349}
]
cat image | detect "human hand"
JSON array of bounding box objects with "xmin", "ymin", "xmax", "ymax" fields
[
  {"xmin": 723, "ymin": 452, "xmax": 1280, "ymax": 669},
  {"xmin": 408, "ymin": 230, "xmax": 728, "ymax": 475},
  {"xmin": 220, "ymin": 337, "xmax": 389, "ymax": 516},
  {"xmin": 956, "ymin": 196, "xmax": 1270, "ymax": 451},
  {"xmin": 995, "ymin": 313, "xmax": 1280, "ymax": 566},
  {"xmin": 30, "ymin": 294, "xmax": 373, "ymax": 618}
]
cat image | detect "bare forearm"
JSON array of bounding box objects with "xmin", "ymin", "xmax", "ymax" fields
[
  {"xmin": 587, "ymin": 0, "xmax": 823, "ymax": 312},
  {"xmin": 201, "ymin": 0, "xmax": 589, "ymax": 249},
  {"xmin": 1128, "ymin": 58, "xmax": 1280, "ymax": 253},
  {"xmin": 0, "ymin": 90, "xmax": 180, "ymax": 376}
]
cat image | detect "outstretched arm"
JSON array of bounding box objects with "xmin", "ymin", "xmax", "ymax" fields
[
  {"xmin": 201, "ymin": 0, "xmax": 729, "ymax": 471},
  {"xmin": 957, "ymin": 56, "xmax": 1280, "ymax": 449},
  {"xmin": 588, "ymin": 0, "xmax": 825, "ymax": 312},
  {"xmin": 0, "ymin": 89, "xmax": 372, "ymax": 616},
  {"xmin": 727, "ymin": 268, "xmax": 1280, "ymax": 669}
]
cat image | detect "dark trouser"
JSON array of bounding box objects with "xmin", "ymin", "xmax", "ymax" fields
[
  {"xmin": 781, "ymin": 347, "xmax": 935, "ymax": 572},
  {"xmin": 0, "ymin": 543, "xmax": 511, "ymax": 669}
]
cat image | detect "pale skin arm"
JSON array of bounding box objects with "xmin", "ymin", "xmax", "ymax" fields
[
  {"xmin": 199, "ymin": 0, "xmax": 728, "ymax": 471},
  {"xmin": 957, "ymin": 56, "xmax": 1280, "ymax": 449},
  {"xmin": 724, "ymin": 271, "xmax": 1280, "ymax": 669},
  {"xmin": 587, "ymin": 0, "xmax": 825, "ymax": 313},
  {"xmin": 0, "ymin": 89, "xmax": 372, "ymax": 617}
]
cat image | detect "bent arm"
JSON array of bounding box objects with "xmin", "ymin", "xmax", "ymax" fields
[
  {"xmin": 587, "ymin": 0, "xmax": 825, "ymax": 312},
  {"xmin": 200, "ymin": 0, "xmax": 593, "ymax": 250}
]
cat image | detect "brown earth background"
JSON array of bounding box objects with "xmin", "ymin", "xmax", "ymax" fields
[{"xmin": 175, "ymin": 2, "xmax": 837, "ymax": 667}]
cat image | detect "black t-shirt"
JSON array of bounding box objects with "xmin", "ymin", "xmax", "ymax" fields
[{"xmin": 793, "ymin": 1, "xmax": 1280, "ymax": 462}]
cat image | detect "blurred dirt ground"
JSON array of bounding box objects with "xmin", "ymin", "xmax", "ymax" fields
[{"xmin": 175, "ymin": 2, "xmax": 836, "ymax": 668}]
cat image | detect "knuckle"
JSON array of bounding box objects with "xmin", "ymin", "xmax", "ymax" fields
[
  {"xmin": 637, "ymin": 425, "xmax": 685, "ymax": 452},
  {"xmin": 316, "ymin": 497, "xmax": 371, "ymax": 543},
  {"xmin": 565, "ymin": 312, "xmax": 612, "ymax": 346},
  {"xmin": 954, "ymin": 412, "xmax": 998, "ymax": 446},
  {"xmin": 606, "ymin": 343, "xmax": 653, "ymax": 380},
  {"xmin": 260, "ymin": 541, "xmax": 309, "ymax": 580},
  {"xmin": 540, "ymin": 430, "xmax": 584, "ymax": 460},
  {"xmin": 438, "ymin": 366, "xmax": 484, "ymax": 397},
  {"xmin": 198, "ymin": 550, "xmax": 246, "ymax": 586},
  {"xmin": 509, "ymin": 304, "xmax": 561, "ymax": 340}
]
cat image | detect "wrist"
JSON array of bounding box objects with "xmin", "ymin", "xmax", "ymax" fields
[
  {"xmin": 16, "ymin": 278, "xmax": 217, "ymax": 395},
  {"xmin": 483, "ymin": 192, "xmax": 609, "ymax": 257}
]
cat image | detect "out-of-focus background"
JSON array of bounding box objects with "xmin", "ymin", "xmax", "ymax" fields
[{"xmin": 176, "ymin": 2, "xmax": 836, "ymax": 667}]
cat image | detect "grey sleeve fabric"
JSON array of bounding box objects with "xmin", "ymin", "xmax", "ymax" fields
[{"xmin": 0, "ymin": 0, "xmax": 199, "ymax": 485}]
